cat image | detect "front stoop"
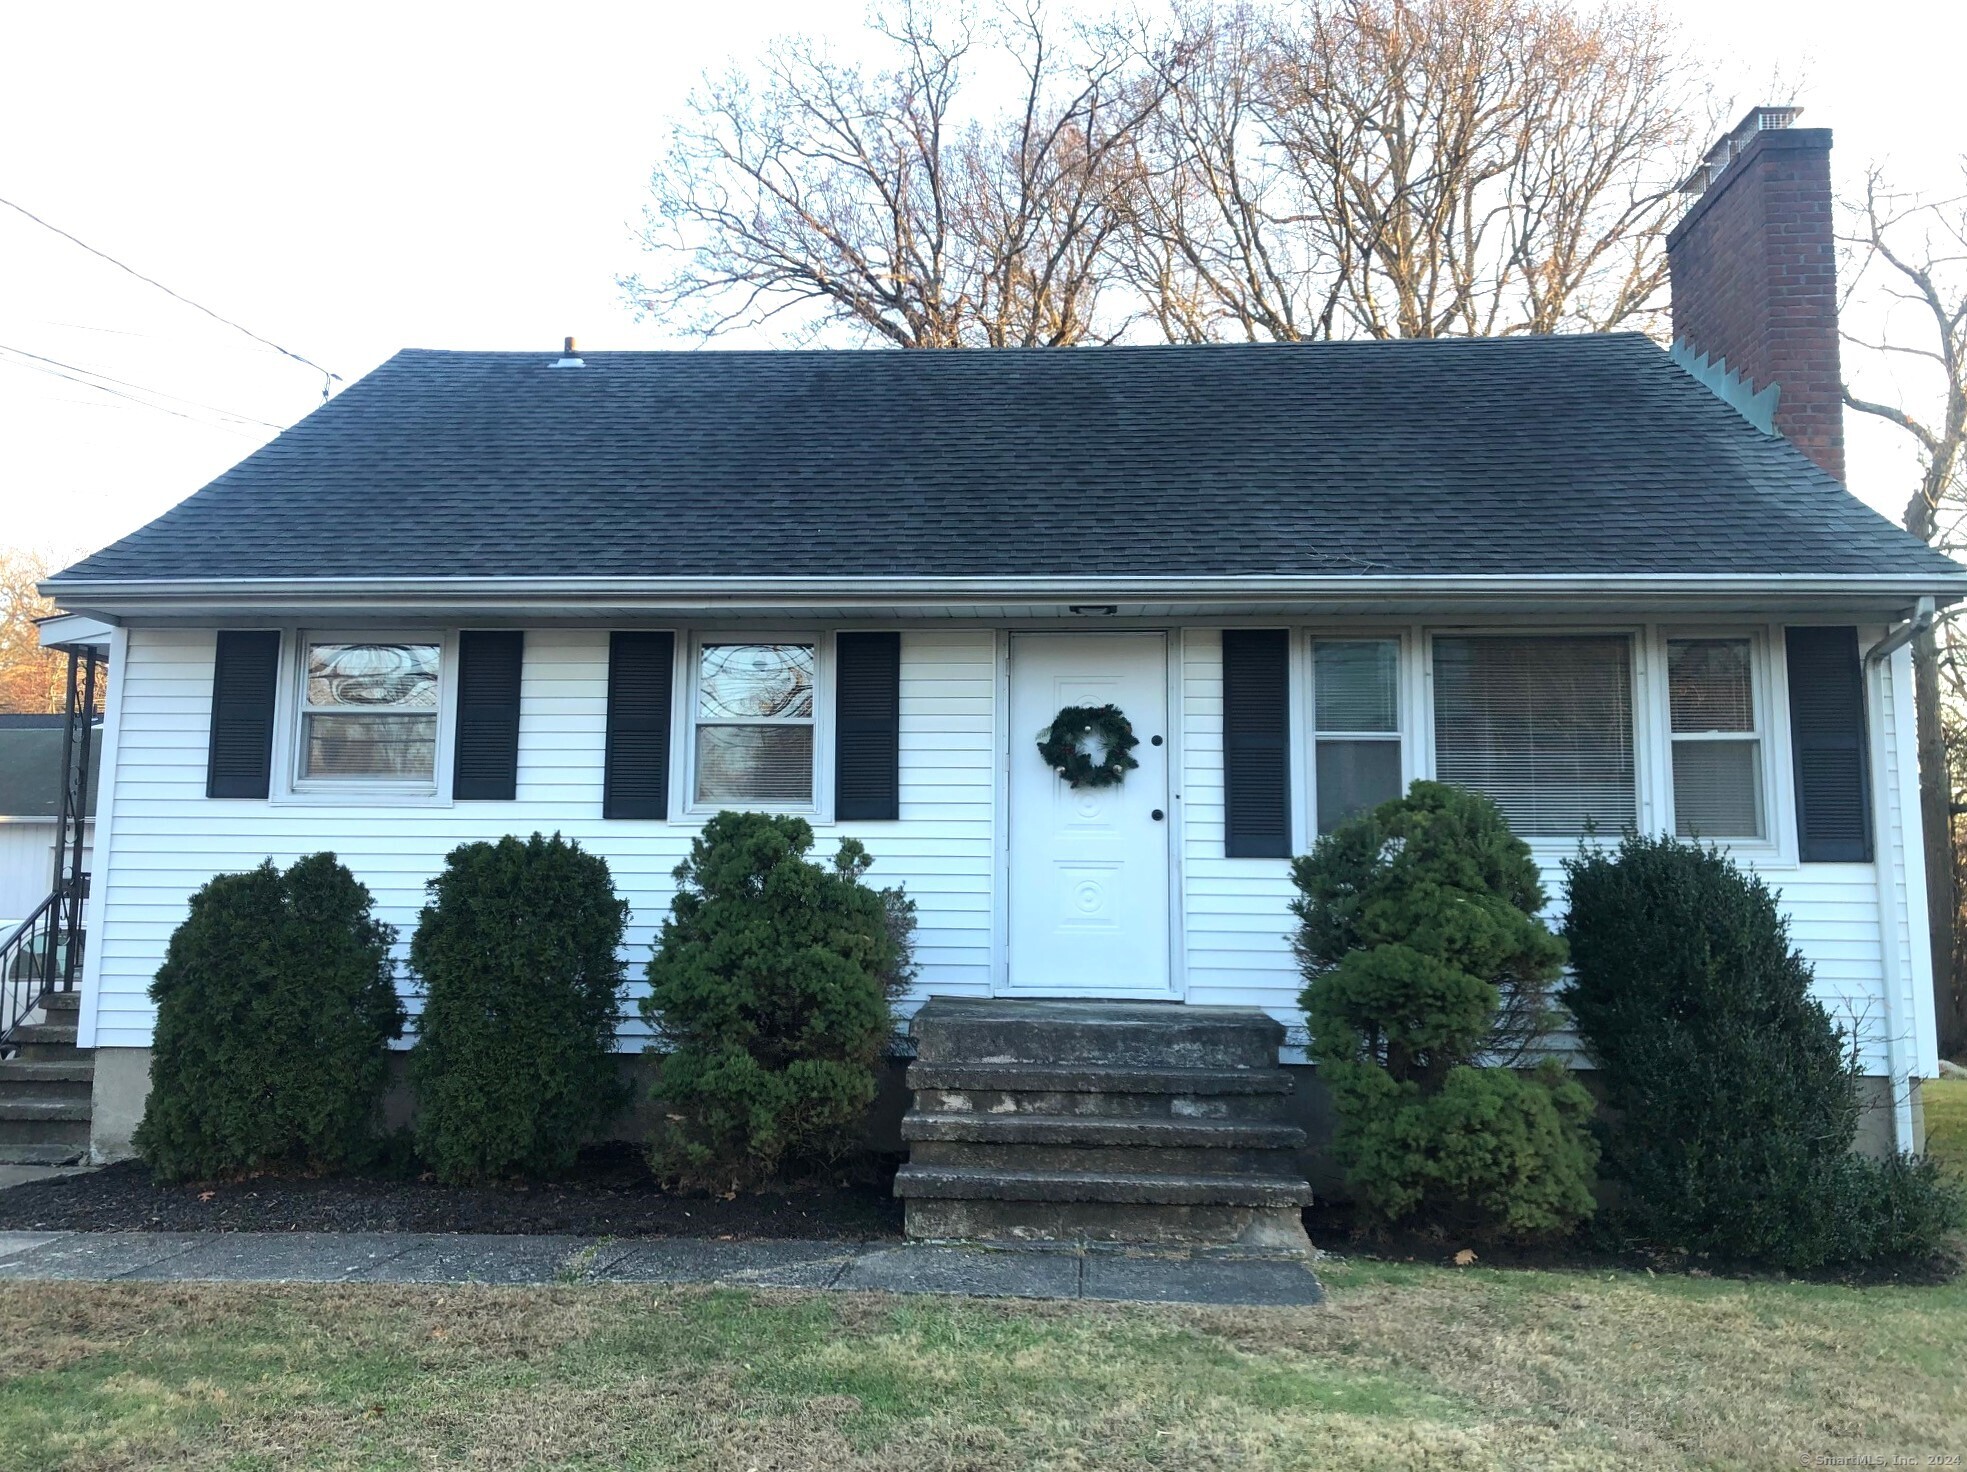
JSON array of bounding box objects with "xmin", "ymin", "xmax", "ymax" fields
[
  {"xmin": 0, "ymin": 992, "xmax": 92, "ymax": 1166},
  {"xmin": 894, "ymin": 999, "xmax": 1312, "ymax": 1253}
]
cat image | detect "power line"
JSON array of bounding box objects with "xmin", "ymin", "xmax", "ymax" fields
[
  {"xmin": 0, "ymin": 347, "xmax": 277, "ymax": 440},
  {"xmin": 0, "ymin": 195, "xmax": 342, "ymax": 397},
  {"xmin": 0, "ymin": 344, "xmax": 287, "ymax": 429}
]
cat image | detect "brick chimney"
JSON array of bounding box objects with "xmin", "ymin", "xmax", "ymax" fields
[{"xmin": 1667, "ymin": 106, "xmax": 1844, "ymax": 482}]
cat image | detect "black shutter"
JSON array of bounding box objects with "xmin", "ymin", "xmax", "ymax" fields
[
  {"xmin": 603, "ymin": 631, "xmax": 674, "ymax": 819},
  {"xmin": 1786, "ymin": 626, "xmax": 1873, "ymax": 862},
  {"xmin": 206, "ymin": 630, "xmax": 280, "ymax": 799},
  {"xmin": 835, "ymin": 632, "xmax": 901, "ymax": 820},
  {"xmin": 1223, "ymin": 629, "xmax": 1292, "ymax": 858},
  {"xmin": 452, "ymin": 631, "xmax": 524, "ymax": 801}
]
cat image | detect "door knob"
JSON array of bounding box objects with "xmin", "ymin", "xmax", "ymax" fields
[
  {"xmin": 1150, "ymin": 735, "xmax": 1163, "ymax": 746},
  {"xmin": 1151, "ymin": 809, "xmax": 1165, "ymax": 821}
]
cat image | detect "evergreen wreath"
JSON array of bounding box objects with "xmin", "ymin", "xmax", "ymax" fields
[{"xmin": 1037, "ymin": 704, "xmax": 1141, "ymax": 789}]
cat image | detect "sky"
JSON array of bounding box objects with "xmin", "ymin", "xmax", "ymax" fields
[{"xmin": 3, "ymin": 0, "xmax": 1964, "ymax": 571}]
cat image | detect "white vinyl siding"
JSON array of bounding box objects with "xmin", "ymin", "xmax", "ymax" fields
[
  {"xmin": 83, "ymin": 626, "xmax": 996, "ymax": 1049},
  {"xmin": 81, "ymin": 618, "xmax": 1927, "ymax": 1082},
  {"xmin": 1177, "ymin": 623, "xmax": 1923, "ymax": 1074}
]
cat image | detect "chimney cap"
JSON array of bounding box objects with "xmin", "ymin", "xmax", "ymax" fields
[{"xmin": 1680, "ymin": 105, "xmax": 1804, "ymax": 195}]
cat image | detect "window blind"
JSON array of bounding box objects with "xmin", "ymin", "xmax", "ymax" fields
[{"xmin": 1432, "ymin": 635, "xmax": 1636, "ymax": 837}]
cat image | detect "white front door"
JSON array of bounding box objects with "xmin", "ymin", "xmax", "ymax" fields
[{"xmin": 1007, "ymin": 633, "xmax": 1173, "ymax": 995}]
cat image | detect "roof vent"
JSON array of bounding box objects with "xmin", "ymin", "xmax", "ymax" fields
[{"xmin": 551, "ymin": 335, "xmax": 584, "ymax": 369}]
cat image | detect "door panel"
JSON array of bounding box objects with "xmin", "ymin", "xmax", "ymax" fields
[{"xmin": 1007, "ymin": 633, "xmax": 1172, "ymax": 994}]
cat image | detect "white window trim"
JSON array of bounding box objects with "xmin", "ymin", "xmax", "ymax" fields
[
  {"xmin": 678, "ymin": 631, "xmax": 834, "ymax": 820},
  {"xmin": 269, "ymin": 628, "xmax": 460, "ymax": 806},
  {"xmin": 1652, "ymin": 625, "xmax": 1789, "ymax": 860},
  {"xmin": 1299, "ymin": 628, "xmax": 1409, "ymax": 842},
  {"xmin": 1419, "ymin": 624, "xmax": 1652, "ymax": 850}
]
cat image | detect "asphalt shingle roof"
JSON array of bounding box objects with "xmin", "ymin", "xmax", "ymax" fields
[
  {"xmin": 0, "ymin": 716, "xmax": 97, "ymax": 819},
  {"xmin": 52, "ymin": 335, "xmax": 1965, "ymax": 586}
]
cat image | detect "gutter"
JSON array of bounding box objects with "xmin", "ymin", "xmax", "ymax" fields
[
  {"xmin": 40, "ymin": 571, "xmax": 1967, "ymax": 621},
  {"xmin": 1864, "ymin": 597, "xmax": 1938, "ymax": 1155}
]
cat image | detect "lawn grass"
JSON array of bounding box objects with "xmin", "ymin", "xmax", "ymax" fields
[
  {"xmin": 1925, "ymin": 1075, "xmax": 1967, "ymax": 1176},
  {"xmin": 0, "ymin": 1261, "xmax": 1961, "ymax": 1470}
]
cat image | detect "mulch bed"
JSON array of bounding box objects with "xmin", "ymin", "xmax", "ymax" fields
[
  {"xmin": 1302, "ymin": 1198, "xmax": 1963, "ymax": 1286},
  {"xmin": 0, "ymin": 1144, "xmax": 905, "ymax": 1239}
]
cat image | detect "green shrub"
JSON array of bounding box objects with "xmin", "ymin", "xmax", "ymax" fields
[
  {"xmin": 409, "ymin": 833, "xmax": 630, "ymax": 1183},
  {"xmin": 643, "ymin": 811, "xmax": 912, "ymax": 1189},
  {"xmin": 1562, "ymin": 832, "xmax": 1965, "ymax": 1269},
  {"xmin": 136, "ymin": 854, "xmax": 403, "ymax": 1182},
  {"xmin": 1292, "ymin": 781, "xmax": 1597, "ymax": 1239}
]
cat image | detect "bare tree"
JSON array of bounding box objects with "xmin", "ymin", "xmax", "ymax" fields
[
  {"xmin": 1119, "ymin": 0, "xmax": 1703, "ymax": 341},
  {"xmin": 0, "ymin": 549, "xmax": 63, "ymax": 715},
  {"xmin": 1841, "ymin": 167, "xmax": 1967, "ymax": 1058},
  {"xmin": 625, "ymin": 2, "xmax": 1179, "ymax": 347}
]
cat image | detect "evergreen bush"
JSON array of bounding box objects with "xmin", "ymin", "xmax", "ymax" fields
[
  {"xmin": 409, "ymin": 833, "xmax": 630, "ymax": 1183},
  {"xmin": 136, "ymin": 853, "xmax": 403, "ymax": 1182},
  {"xmin": 1563, "ymin": 833, "xmax": 1964, "ymax": 1268},
  {"xmin": 643, "ymin": 810, "xmax": 912, "ymax": 1189},
  {"xmin": 1292, "ymin": 781, "xmax": 1597, "ymax": 1239}
]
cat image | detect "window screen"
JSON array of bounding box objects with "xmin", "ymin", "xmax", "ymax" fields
[
  {"xmin": 1313, "ymin": 639, "xmax": 1402, "ymax": 832},
  {"xmin": 1432, "ymin": 635, "xmax": 1635, "ymax": 837},
  {"xmin": 1668, "ymin": 638, "xmax": 1763, "ymax": 839}
]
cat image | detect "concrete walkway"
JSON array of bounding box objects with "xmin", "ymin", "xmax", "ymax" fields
[{"xmin": 0, "ymin": 1230, "xmax": 1323, "ymax": 1305}]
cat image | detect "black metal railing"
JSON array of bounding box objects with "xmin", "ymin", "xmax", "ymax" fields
[{"xmin": 1, "ymin": 885, "xmax": 82, "ymax": 1049}]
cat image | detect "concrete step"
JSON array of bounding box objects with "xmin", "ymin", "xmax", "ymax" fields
[
  {"xmin": 6, "ymin": 1022, "xmax": 82, "ymax": 1060},
  {"xmin": 907, "ymin": 1062, "xmax": 1293, "ymax": 1096},
  {"xmin": 897, "ymin": 1164, "xmax": 1312, "ymax": 1250},
  {"xmin": 912, "ymin": 1086, "xmax": 1292, "ymax": 1122},
  {"xmin": 0, "ymin": 1059, "xmax": 94, "ymax": 1103},
  {"xmin": 895, "ymin": 1164, "xmax": 1311, "ymax": 1208},
  {"xmin": 38, "ymin": 990, "xmax": 81, "ymax": 1016},
  {"xmin": 0, "ymin": 1101, "xmax": 91, "ymax": 1148},
  {"xmin": 905, "ymin": 1139, "xmax": 1303, "ymax": 1175},
  {"xmin": 0, "ymin": 1142, "xmax": 87, "ymax": 1167},
  {"xmin": 901, "ymin": 1113, "xmax": 1304, "ymax": 1151},
  {"xmin": 910, "ymin": 999, "xmax": 1283, "ymax": 1070}
]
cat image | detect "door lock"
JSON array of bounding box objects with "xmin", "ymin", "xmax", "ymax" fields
[{"xmin": 1151, "ymin": 809, "xmax": 1165, "ymax": 822}]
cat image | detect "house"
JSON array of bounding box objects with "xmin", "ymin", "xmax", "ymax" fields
[
  {"xmin": 34, "ymin": 111, "xmax": 1966, "ymax": 1239},
  {"xmin": 0, "ymin": 715, "xmax": 94, "ymax": 934}
]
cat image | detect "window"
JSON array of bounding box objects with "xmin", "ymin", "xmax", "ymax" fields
[
  {"xmin": 693, "ymin": 642, "xmax": 816, "ymax": 806},
  {"xmin": 297, "ymin": 640, "xmax": 441, "ymax": 785},
  {"xmin": 1432, "ymin": 635, "xmax": 1635, "ymax": 837},
  {"xmin": 1312, "ymin": 639, "xmax": 1403, "ymax": 832},
  {"xmin": 1667, "ymin": 637, "xmax": 1764, "ymax": 839}
]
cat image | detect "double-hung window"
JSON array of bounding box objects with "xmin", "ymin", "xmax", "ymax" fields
[
  {"xmin": 296, "ymin": 639, "xmax": 442, "ymax": 789},
  {"xmin": 1667, "ymin": 637, "xmax": 1764, "ymax": 839},
  {"xmin": 1431, "ymin": 634, "xmax": 1636, "ymax": 837},
  {"xmin": 1312, "ymin": 639, "xmax": 1403, "ymax": 832},
  {"xmin": 692, "ymin": 641, "xmax": 817, "ymax": 807}
]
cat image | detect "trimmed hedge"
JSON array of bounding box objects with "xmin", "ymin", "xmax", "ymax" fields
[
  {"xmin": 409, "ymin": 833, "xmax": 630, "ymax": 1183},
  {"xmin": 1293, "ymin": 781, "xmax": 1597, "ymax": 1240},
  {"xmin": 1563, "ymin": 833, "xmax": 1964, "ymax": 1268},
  {"xmin": 643, "ymin": 811, "xmax": 912, "ymax": 1190},
  {"xmin": 136, "ymin": 854, "xmax": 403, "ymax": 1182}
]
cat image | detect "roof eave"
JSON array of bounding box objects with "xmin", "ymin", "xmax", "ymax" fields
[{"xmin": 40, "ymin": 572, "xmax": 1967, "ymax": 623}]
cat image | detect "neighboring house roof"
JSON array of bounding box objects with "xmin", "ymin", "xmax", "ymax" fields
[
  {"xmin": 48, "ymin": 335, "xmax": 1966, "ymax": 591},
  {"xmin": 0, "ymin": 716, "xmax": 97, "ymax": 820}
]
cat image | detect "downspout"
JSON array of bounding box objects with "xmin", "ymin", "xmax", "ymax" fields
[{"xmin": 1864, "ymin": 597, "xmax": 1936, "ymax": 1153}]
